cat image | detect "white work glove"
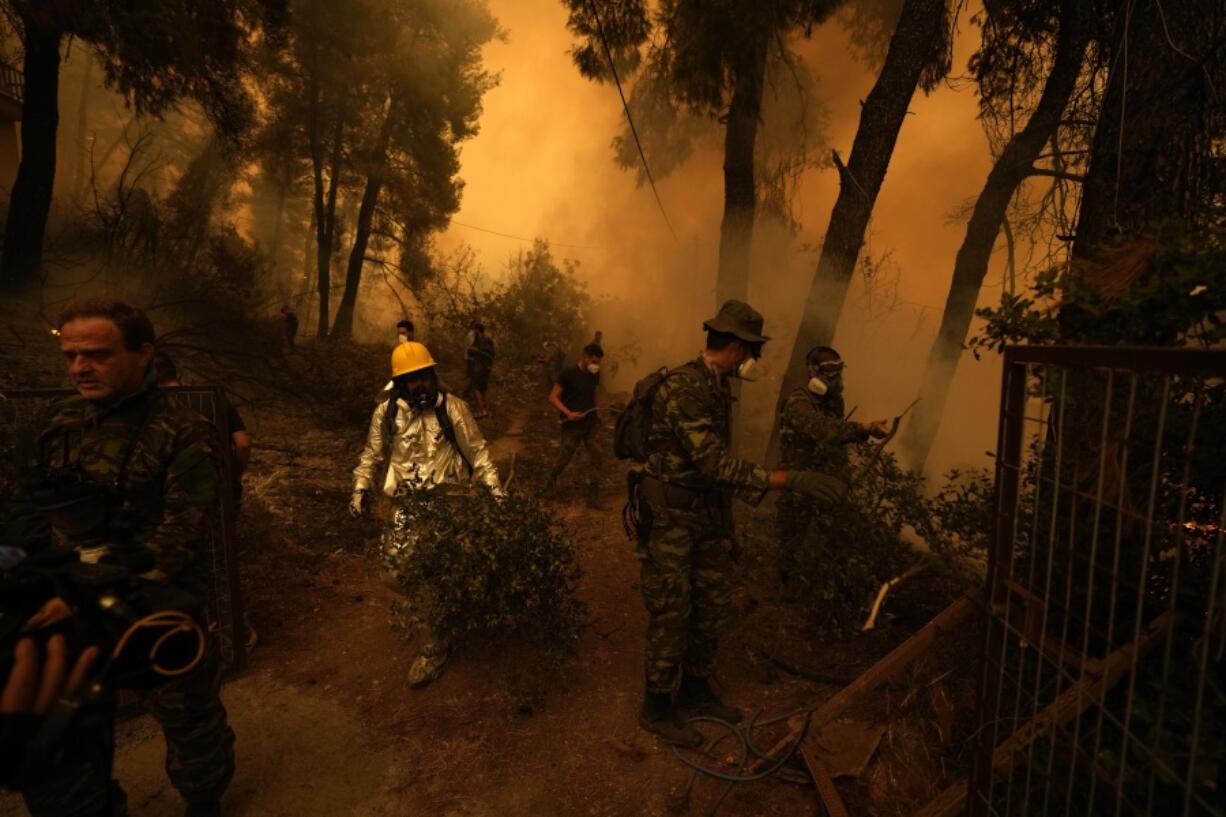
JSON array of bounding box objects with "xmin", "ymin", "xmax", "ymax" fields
[{"xmin": 349, "ymin": 490, "xmax": 370, "ymax": 518}]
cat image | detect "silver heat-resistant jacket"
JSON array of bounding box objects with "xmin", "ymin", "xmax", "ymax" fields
[{"xmin": 353, "ymin": 392, "xmax": 501, "ymax": 496}]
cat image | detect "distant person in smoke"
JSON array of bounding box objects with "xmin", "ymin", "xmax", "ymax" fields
[
  {"xmin": 546, "ymin": 343, "xmax": 605, "ymax": 507},
  {"xmin": 281, "ymin": 305, "xmax": 299, "ymax": 352},
  {"xmin": 535, "ymin": 336, "xmax": 564, "ymax": 393},
  {"xmin": 396, "ymin": 319, "xmax": 414, "ymax": 344},
  {"xmin": 775, "ymin": 346, "xmax": 889, "ymax": 590},
  {"xmin": 350, "ymin": 341, "xmax": 502, "ymax": 687},
  {"xmin": 464, "ymin": 322, "xmax": 495, "ymax": 417}
]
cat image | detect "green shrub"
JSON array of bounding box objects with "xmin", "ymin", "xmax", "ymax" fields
[
  {"xmin": 918, "ymin": 468, "xmax": 995, "ymax": 566},
  {"xmin": 419, "ymin": 241, "xmax": 592, "ymax": 371},
  {"xmin": 783, "ymin": 450, "xmax": 929, "ymax": 635},
  {"xmin": 377, "ymin": 490, "xmax": 588, "ymax": 650}
]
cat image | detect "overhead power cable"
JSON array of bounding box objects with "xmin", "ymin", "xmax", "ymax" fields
[
  {"xmin": 586, "ymin": 0, "xmax": 678, "ymax": 242},
  {"xmin": 449, "ymin": 220, "xmax": 603, "ymax": 250}
]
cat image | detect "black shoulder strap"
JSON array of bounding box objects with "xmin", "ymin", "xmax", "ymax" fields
[{"xmin": 435, "ymin": 395, "xmax": 474, "ymax": 476}]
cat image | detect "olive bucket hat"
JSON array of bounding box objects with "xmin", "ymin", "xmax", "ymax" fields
[{"xmin": 703, "ymin": 299, "xmax": 770, "ymax": 344}]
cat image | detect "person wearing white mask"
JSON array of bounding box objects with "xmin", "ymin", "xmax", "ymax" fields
[
  {"xmin": 546, "ymin": 343, "xmax": 605, "ymax": 506},
  {"xmin": 396, "ymin": 319, "xmax": 414, "ymax": 344},
  {"xmin": 775, "ymin": 345, "xmax": 889, "ymax": 590},
  {"xmin": 627, "ymin": 300, "xmax": 849, "ymax": 747}
]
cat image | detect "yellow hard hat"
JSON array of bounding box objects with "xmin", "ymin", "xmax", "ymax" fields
[{"xmin": 390, "ymin": 341, "xmax": 437, "ymax": 378}]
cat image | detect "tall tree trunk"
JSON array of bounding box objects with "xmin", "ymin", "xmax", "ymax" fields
[
  {"xmin": 0, "ymin": 17, "xmax": 63, "ymax": 290},
  {"xmin": 331, "ymin": 98, "xmax": 396, "ymax": 339},
  {"xmin": 266, "ymin": 157, "xmax": 292, "ymax": 267},
  {"xmin": 715, "ymin": 25, "xmax": 769, "ymax": 307},
  {"xmin": 899, "ymin": 0, "xmax": 1090, "ymax": 470},
  {"xmin": 69, "ymin": 49, "xmax": 93, "ymax": 208},
  {"xmin": 1073, "ymin": 0, "xmax": 1208, "ymax": 260},
  {"xmin": 768, "ymin": 0, "xmax": 947, "ymax": 457},
  {"xmin": 306, "ymin": 0, "xmax": 343, "ymax": 339},
  {"xmin": 312, "ymin": 109, "xmax": 344, "ymax": 339}
]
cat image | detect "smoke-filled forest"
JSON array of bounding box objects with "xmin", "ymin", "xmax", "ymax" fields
[{"xmin": 1, "ymin": 1, "xmax": 1224, "ymax": 816}]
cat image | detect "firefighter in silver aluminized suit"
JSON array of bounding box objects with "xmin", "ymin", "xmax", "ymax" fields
[{"xmin": 349, "ymin": 340, "xmax": 502, "ymax": 686}]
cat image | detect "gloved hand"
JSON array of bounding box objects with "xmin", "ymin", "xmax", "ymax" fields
[
  {"xmin": 348, "ymin": 490, "xmax": 370, "ymax": 518},
  {"xmin": 785, "ymin": 470, "xmax": 847, "ymax": 504}
]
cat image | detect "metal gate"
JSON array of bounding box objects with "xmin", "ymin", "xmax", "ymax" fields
[
  {"xmin": 968, "ymin": 346, "xmax": 1225, "ymax": 817},
  {"xmin": 0, "ymin": 385, "xmax": 247, "ymax": 674}
]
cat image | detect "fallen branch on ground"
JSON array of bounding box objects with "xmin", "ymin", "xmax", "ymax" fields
[{"xmin": 862, "ymin": 558, "xmax": 936, "ymax": 632}]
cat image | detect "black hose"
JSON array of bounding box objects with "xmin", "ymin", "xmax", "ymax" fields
[{"xmin": 670, "ymin": 707, "xmax": 814, "ymax": 816}]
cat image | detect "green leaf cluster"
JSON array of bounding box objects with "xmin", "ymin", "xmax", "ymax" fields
[
  {"xmin": 783, "ymin": 449, "xmax": 930, "ymax": 635},
  {"xmin": 377, "ymin": 490, "xmax": 588, "ymax": 651},
  {"xmin": 420, "ymin": 241, "xmax": 592, "ymax": 371},
  {"xmin": 970, "ymin": 226, "xmax": 1226, "ymax": 354}
]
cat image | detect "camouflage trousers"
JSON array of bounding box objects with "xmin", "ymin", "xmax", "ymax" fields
[
  {"xmin": 639, "ymin": 505, "xmax": 734, "ymax": 694},
  {"xmin": 21, "ymin": 640, "xmax": 235, "ymax": 816}
]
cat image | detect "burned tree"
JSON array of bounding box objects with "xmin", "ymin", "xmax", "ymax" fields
[
  {"xmin": 903, "ymin": 0, "xmax": 1226, "ymax": 470},
  {"xmin": 561, "ymin": 0, "xmax": 844, "ymax": 307},
  {"xmin": 769, "ymin": 0, "xmax": 952, "ymax": 458},
  {"xmin": 901, "ymin": 0, "xmax": 1092, "ymax": 469}
]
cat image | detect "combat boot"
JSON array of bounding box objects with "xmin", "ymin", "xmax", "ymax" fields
[
  {"xmin": 676, "ymin": 675, "xmax": 743, "ymax": 724},
  {"xmin": 639, "ymin": 691, "xmax": 703, "ymax": 747}
]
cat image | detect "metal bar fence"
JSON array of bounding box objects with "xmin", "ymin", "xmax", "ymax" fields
[
  {"xmin": 0, "ymin": 386, "xmax": 247, "ymax": 674},
  {"xmin": 967, "ymin": 346, "xmax": 1226, "ymax": 817},
  {"xmin": 0, "ymin": 60, "xmax": 22, "ymax": 105}
]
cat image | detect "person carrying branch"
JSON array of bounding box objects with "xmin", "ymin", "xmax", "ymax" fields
[
  {"xmin": 775, "ymin": 346, "xmax": 889, "ymax": 589},
  {"xmin": 350, "ymin": 341, "xmax": 501, "ymax": 687},
  {"xmin": 545, "ymin": 343, "xmax": 605, "ymax": 507}
]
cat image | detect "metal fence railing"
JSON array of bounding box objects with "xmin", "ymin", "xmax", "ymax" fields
[
  {"xmin": 0, "ymin": 386, "xmax": 247, "ymax": 675},
  {"xmin": 968, "ymin": 346, "xmax": 1226, "ymax": 817},
  {"xmin": 0, "ymin": 60, "xmax": 22, "ymax": 105}
]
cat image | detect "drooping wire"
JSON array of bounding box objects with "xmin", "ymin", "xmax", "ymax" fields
[{"xmin": 586, "ymin": 0, "xmax": 678, "ymax": 242}]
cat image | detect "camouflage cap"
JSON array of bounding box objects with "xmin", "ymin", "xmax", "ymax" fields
[{"xmin": 703, "ymin": 300, "xmax": 770, "ymax": 343}]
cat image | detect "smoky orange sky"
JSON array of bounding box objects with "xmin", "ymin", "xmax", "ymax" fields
[{"xmin": 435, "ymin": 0, "xmax": 1006, "ymax": 478}]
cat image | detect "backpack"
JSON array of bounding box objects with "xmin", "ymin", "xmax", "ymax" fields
[{"xmin": 613, "ymin": 364, "xmax": 695, "ymax": 462}]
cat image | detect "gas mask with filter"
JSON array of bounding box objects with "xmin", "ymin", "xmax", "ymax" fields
[{"xmin": 807, "ymin": 359, "xmax": 845, "ymax": 398}]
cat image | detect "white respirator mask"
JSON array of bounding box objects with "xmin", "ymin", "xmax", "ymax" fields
[
  {"xmin": 587, "ymin": 363, "xmax": 601, "ymax": 374},
  {"xmin": 397, "ymin": 334, "xmax": 409, "ymax": 344},
  {"xmin": 807, "ymin": 376, "xmax": 828, "ymax": 396},
  {"xmin": 736, "ymin": 357, "xmax": 762, "ymax": 382}
]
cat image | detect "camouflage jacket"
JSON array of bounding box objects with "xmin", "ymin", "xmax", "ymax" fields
[
  {"xmin": 643, "ymin": 356, "xmax": 770, "ymax": 497},
  {"xmin": 36, "ymin": 379, "xmax": 221, "ymax": 588},
  {"xmin": 778, "ymin": 387, "xmax": 867, "ymax": 477}
]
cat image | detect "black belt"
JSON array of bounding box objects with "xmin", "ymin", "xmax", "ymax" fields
[{"xmin": 639, "ymin": 474, "xmax": 712, "ymax": 512}]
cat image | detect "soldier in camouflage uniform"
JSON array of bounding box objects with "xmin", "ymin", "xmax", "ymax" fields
[
  {"xmin": 18, "ymin": 300, "xmax": 233, "ymax": 817},
  {"xmin": 776, "ymin": 346, "xmax": 889, "ymax": 588},
  {"xmin": 633, "ymin": 301, "xmax": 849, "ymax": 746}
]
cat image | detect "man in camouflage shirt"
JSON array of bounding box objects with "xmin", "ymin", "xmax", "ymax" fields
[
  {"xmin": 633, "ymin": 300, "xmax": 848, "ymax": 747},
  {"xmin": 776, "ymin": 346, "xmax": 889, "ymax": 589},
  {"xmin": 18, "ymin": 300, "xmax": 233, "ymax": 817}
]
